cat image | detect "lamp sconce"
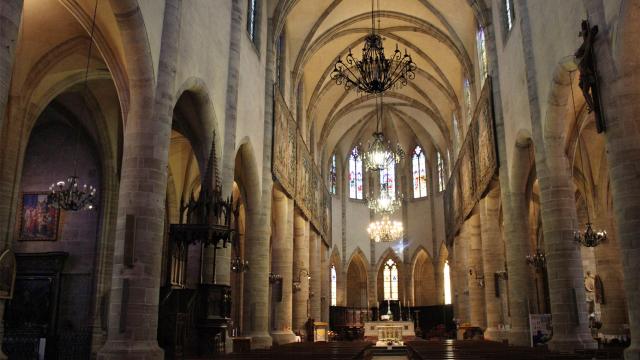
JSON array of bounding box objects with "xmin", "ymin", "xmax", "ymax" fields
[
  {"xmin": 269, "ymin": 272, "xmax": 282, "ymax": 283},
  {"xmin": 231, "ymin": 256, "xmax": 249, "ymax": 273},
  {"xmin": 495, "ymin": 270, "xmax": 508, "ymax": 280},
  {"xmin": 292, "ymin": 268, "xmax": 311, "ymax": 292},
  {"xmin": 469, "ymin": 267, "xmax": 485, "ymax": 288}
]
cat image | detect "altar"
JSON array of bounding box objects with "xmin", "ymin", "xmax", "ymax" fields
[{"xmin": 363, "ymin": 321, "xmax": 415, "ymax": 344}]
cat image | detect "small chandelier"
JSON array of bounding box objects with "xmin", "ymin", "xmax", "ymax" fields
[
  {"xmin": 49, "ymin": 0, "xmax": 99, "ymax": 212},
  {"xmin": 362, "ymin": 95, "xmax": 404, "ymax": 172},
  {"xmin": 231, "ymin": 256, "xmax": 249, "ymax": 273},
  {"xmin": 49, "ymin": 176, "xmax": 96, "ymax": 211},
  {"xmin": 526, "ymin": 249, "xmax": 546, "ymax": 270},
  {"xmin": 367, "ymin": 186, "xmax": 402, "ymax": 214},
  {"xmin": 367, "ymin": 215, "xmax": 403, "ymax": 242},
  {"xmin": 574, "ymin": 222, "xmax": 607, "ymax": 247},
  {"xmin": 330, "ymin": 0, "xmax": 416, "ymax": 94}
]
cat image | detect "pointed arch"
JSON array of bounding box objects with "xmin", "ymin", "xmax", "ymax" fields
[
  {"xmin": 346, "ymin": 248, "xmax": 369, "ymax": 308},
  {"xmin": 411, "ymin": 247, "xmax": 437, "ymax": 306}
]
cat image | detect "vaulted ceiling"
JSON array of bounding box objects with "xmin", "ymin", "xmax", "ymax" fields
[{"xmin": 279, "ymin": 0, "xmax": 482, "ymax": 165}]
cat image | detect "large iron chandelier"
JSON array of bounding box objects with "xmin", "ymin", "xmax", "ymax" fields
[
  {"xmin": 362, "ymin": 95, "xmax": 404, "ymax": 172},
  {"xmin": 526, "ymin": 249, "xmax": 546, "ymax": 270},
  {"xmin": 331, "ymin": 0, "xmax": 416, "ymax": 94},
  {"xmin": 574, "ymin": 222, "xmax": 607, "ymax": 247},
  {"xmin": 49, "ymin": 0, "xmax": 99, "ymax": 211},
  {"xmin": 367, "ymin": 215, "xmax": 403, "ymax": 242},
  {"xmin": 367, "ymin": 185, "xmax": 402, "ymax": 214}
]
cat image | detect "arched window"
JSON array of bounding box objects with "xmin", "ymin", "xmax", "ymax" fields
[
  {"xmin": 444, "ymin": 260, "xmax": 452, "ymax": 305},
  {"xmin": 476, "ymin": 26, "xmax": 488, "ymax": 85},
  {"xmin": 383, "ymin": 259, "xmax": 399, "ymax": 300},
  {"xmin": 464, "ymin": 79, "xmax": 472, "ymax": 125},
  {"xmin": 329, "ymin": 153, "xmax": 337, "ymax": 195},
  {"xmin": 412, "ymin": 146, "xmax": 427, "ymax": 198},
  {"xmin": 331, "ymin": 265, "xmax": 337, "ymax": 306},
  {"xmin": 504, "ymin": 0, "xmax": 515, "ymax": 32},
  {"xmin": 437, "ymin": 151, "xmax": 446, "ymax": 192},
  {"xmin": 246, "ymin": 0, "xmax": 259, "ymax": 45},
  {"xmin": 380, "ymin": 158, "xmax": 396, "ymax": 199},
  {"xmin": 349, "ymin": 147, "xmax": 363, "ymax": 199}
]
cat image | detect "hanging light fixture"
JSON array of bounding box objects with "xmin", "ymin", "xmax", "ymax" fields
[
  {"xmin": 231, "ymin": 256, "xmax": 249, "ymax": 273},
  {"xmin": 49, "ymin": 0, "xmax": 99, "ymax": 211},
  {"xmin": 367, "ymin": 215, "xmax": 403, "ymax": 242},
  {"xmin": 367, "ymin": 185, "xmax": 402, "ymax": 214},
  {"xmin": 362, "ymin": 94, "xmax": 404, "ymax": 172},
  {"xmin": 331, "ymin": 0, "xmax": 416, "ymax": 94},
  {"xmin": 574, "ymin": 222, "xmax": 606, "ymax": 248},
  {"xmin": 526, "ymin": 249, "xmax": 546, "ymax": 270}
]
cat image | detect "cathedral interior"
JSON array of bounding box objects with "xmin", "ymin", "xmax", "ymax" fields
[{"xmin": 0, "ymin": 0, "xmax": 639, "ymax": 359}]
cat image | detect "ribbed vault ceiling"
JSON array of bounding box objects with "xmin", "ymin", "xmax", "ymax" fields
[{"xmin": 281, "ymin": 0, "xmax": 480, "ymax": 163}]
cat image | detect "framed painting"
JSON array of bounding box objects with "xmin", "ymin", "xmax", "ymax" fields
[
  {"xmin": 18, "ymin": 192, "xmax": 60, "ymax": 241},
  {"xmin": 0, "ymin": 249, "xmax": 16, "ymax": 299}
]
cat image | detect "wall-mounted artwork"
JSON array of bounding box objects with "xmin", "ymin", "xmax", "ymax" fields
[
  {"xmin": 18, "ymin": 192, "xmax": 60, "ymax": 241},
  {"xmin": 0, "ymin": 249, "xmax": 16, "ymax": 299}
]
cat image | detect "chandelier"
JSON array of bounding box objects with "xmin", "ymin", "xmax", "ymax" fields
[
  {"xmin": 330, "ymin": 0, "xmax": 416, "ymax": 94},
  {"xmin": 367, "ymin": 215, "xmax": 403, "ymax": 242},
  {"xmin": 367, "ymin": 186, "xmax": 402, "ymax": 214},
  {"xmin": 362, "ymin": 95, "xmax": 404, "ymax": 172},
  {"xmin": 574, "ymin": 222, "xmax": 607, "ymax": 247},
  {"xmin": 231, "ymin": 256, "xmax": 249, "ymax": 273},
  {"xmin": 526, "ymin": 249, "xmax": 546, "ymax": 270},
  {"xmin": 49, "ymin": 176, "xmax": 96, "ymax": 211},
  {"xmin": 49, "ymin": 0, "xmax": 98, "ymax": 212}
]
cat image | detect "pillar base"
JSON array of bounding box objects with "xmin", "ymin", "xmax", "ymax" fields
[
  {"xmin": 547, "ymin": 334, "xmax": 597, "ymax": 353},
  {"xmin": 0, "ymin": 350, "xmax": 7, "ymax": 360},
  {"xmin": 246, "ymin": 332, "xmax": 273, "ymax": 349},
  {"xmin": 271, "ymin": 330, "xmax": 297, "ymax": 345},
  {"xmin": 484, "ymin": 327, "xmax": 508, "ymax": 342},
  {"xmin": 506, "ymin": 328, "xmax": 530, "ymax": 347},
  {"xmin": 624, "ymin": 343, "xmax": 640, "ymax": 360},
  {"xmin": 97, "ymin": 340, "xmax": 164, "ymax": 360}
]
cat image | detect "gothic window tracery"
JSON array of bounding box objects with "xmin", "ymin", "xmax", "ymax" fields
[{"xmin": 412, "ymin": 146, "xmax": 428, "ymax": 198}]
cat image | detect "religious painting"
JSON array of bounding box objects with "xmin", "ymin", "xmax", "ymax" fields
[
  {"xmin": 0, "ymin": 249, "xmax": 16, "ymax": 299},
  {"xmin": 272, "ymin": 92, "xmax": 297, "ymax": 196},
  {"xmin": 458, "ymin": 134, "xmax": 476, "ymax": 219},
  {"xmin": 296, "ymin": 134, "xmax": 314, "ymax": 219},
  {"xmin": 18, "ymin": 192, "xmax": 60, "ymax": 241},
  {"xmin": 472, "ymin": 81, "xmax": 498, "ymax": 199}
]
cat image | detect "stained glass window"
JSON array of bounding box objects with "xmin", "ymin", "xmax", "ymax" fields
[
  {"xmin": 331, "ymin": 265, "xmax": 337, "ymax": 306},
  {"xmin": 504, "ymin": 0, "xmax": 515, "ymax": 32},
  {"xmin": 444, "ymin": 261, "xmax": 452, "ymax": 305},
  {"xmin": 383, "ymin": 259, "xmax": 399, "ymax": 300},
  {"xmin": 437, "ymin": 152, "xmax": 446, "ymax": 192},
  {"xmin": 329, "ymin": 154, "xmax": 337, "ymax": 195},
  {"xmin": 349, "ymin": 147, "xmax": 363, "ymax": 199},
  {"xmin": 380, "ymin": 158, "xmax": 396, "ymax": 199},
  {"xmin": 412, "ymin": 146, "xmax": 427, "ymax": 198},
  {"xmin": 247, "ymin": 0, "xmax": 258, "ymax": 44},
  {"xmin": 477, "ymin": 27, "xmax": 488, "ymax": 85}
]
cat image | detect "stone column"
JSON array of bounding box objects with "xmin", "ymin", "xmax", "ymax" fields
[
  {"xmin": 453, "ymin": 230, "xmax": 469, "ymax": 325},
  {"xmin": 309, "ymin": 229, "xmax": 321, "ymax": 322},
  {"xmin": 292, "ymin": 211, "xmax": 310, "ymax": 334},
  {"xmin": 479, "ymin": 190, "xmax": 507, "ymax": 341},
  {"xmin": 593, "ymin": 213, "xmax": 628, "ymax": 337},
  {"xmin": 320, "ymin": 242, "xmax": 330, "ymax": 322},
  {"xmin": 98, "ymin": 1, "xmax": 180, "ymax": 358},
  {"xmin": 0, "ymin": 2, "xmax": 22, "ymax": 358},
  {"xmin": 501, "ymin": 192, "xmax": 533, "ymax": 346},
  {"xmin": 466, "ymin": 210, "xmax": 487, "ymax": 329},
  {"xmin": 270, "ymin": 188, "xmax": 295, "ymax": 344},
  {"xmin": 536, "ymin": 161, "xmax": 595, "ymax": 351}
]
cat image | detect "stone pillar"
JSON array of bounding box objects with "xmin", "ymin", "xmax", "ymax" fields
[
  {"xmin": 98, "ymin": 1, "xmax": 180, "ymax": 358},
  {"xmin": 309, "ymin": 229, "xmax": 321, "ymax": 322},
  {"xmin": 536, "ymin": 161, "xmax": 595, "ymax": 351},
  {"xmin": 466, "ymin": 210, "xmax": 486, "ymax": 329},
  {"xmin": 502, "ymin": 192, "xmax": 533, "ymax": 346},
  {"xmin": 0, "ymin": 2, "xmax": 22, "ymax": 358},
  {"xmin": 292, "ymin": 211, "xmax": 310, "ymax": 334},
  {"xmin": 453, "ymin": 230, "xmax": 469, "ymax": 325},
  {"xmin": 320, "ymin": 242, "xmax": 330, "ymax": 322},
  {"xmin": 593, "ymin": 213, "xmax": 627, "ymax": 336},
  {"xmin": 479, "ymin": 190, "xmax": 507, "ymax": 341},
  {"xmin": 270, "ymin": 188, "xmax": 295, "ymax": 344}
]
